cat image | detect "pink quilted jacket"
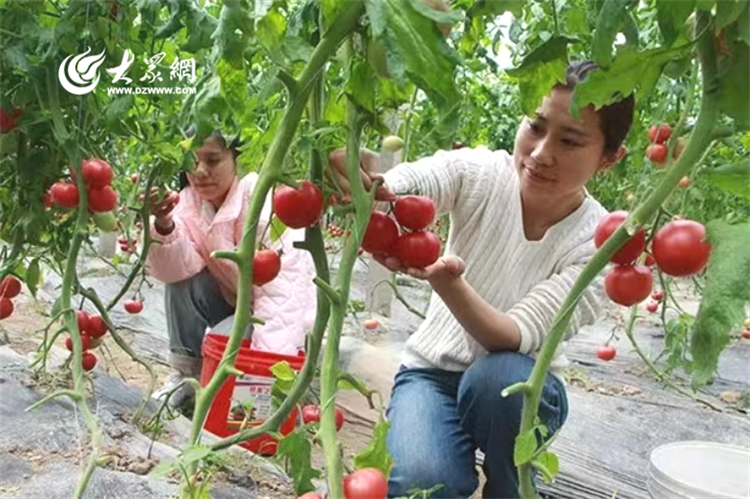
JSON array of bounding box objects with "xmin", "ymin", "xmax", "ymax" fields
[{"xmin": 146, "ymin": 173, "xmax": 317, "ymax": 355}]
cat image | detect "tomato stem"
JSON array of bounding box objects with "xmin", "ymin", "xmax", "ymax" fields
[
  {"xmin": 181, "ymin": 2, "xmax": 364, "ymax": 486},
  {"xmin": 515, "ymin": 12, "xmax": 721, "ymax": 498}
]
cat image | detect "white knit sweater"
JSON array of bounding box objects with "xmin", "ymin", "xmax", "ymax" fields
[{"xmin": 382, "ymin": 147, "xmax": 609, "ymax": 373}]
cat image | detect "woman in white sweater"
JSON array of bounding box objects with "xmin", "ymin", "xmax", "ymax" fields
[{"xmin": 330, "ymin": 61, "xmax": 635, "ymax": 498}]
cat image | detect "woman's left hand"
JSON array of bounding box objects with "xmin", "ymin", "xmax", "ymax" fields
[{"xmin": 374, "ymin": 254, "xmax": 466, "ymax": 286}]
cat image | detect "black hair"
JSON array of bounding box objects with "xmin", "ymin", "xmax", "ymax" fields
[
  {"xmin": 178, "ymin": 127, "xmax": 244, "ymax": 190},
  {"xmin": 559, "ymin": 60, "xmax": 635, "ymax": 154}
]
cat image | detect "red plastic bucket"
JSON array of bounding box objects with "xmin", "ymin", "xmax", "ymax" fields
[{"xmin": 200, "ymin": 333, "xmax": 304, "ymax": 455}]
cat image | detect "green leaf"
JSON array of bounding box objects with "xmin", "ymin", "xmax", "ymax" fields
[
  {"xmin": 571, "ymin": 44, "xmax": 692, "ymax": 114},
  {"xmin": 591, "ymin": 0, "xmax": 630, "ymax": 69},
  {"xmin": 270, "ymin": 360, "xmax": 296, "ymax": 394},
  {"xmin": 269, "ymin": 216, "xmax": 287, "ymax": 243},
  {"xmin": 737, "ymin": 5, "xmax": 750, "ymax": 45},
  {"xmin": 717, "ymin": 42, "xmax": 749, "ymax": 130},
  {"xmin": 513, "ymin": 429, "xmax": 537, "ymax": 466},
  {"xmin": 25, "ymin": 258, "xmax": 41, "ymax": 298},
  {"xmin": 149, "ymin": 459, "xmax": 176, "ymax": 479},
  {"xmin": 154, "ymin": 0, "xmax": 183, "ymax": 39},
  {"xmin": 467, "ymin": 0, "xmax": 525, "ymax": 18},
  {"xmin": 347, "ymin": 58, "xmax": 377, "ymax": 115},
  {"xmin": 505, "ymin": 36, "xmax": 577, "ymax": 117},
  {"xmin": 716, "ymin": 0, "xmax": 748, "ymax": 31},
  {"xmin": 622, "ymin": 12, "xmax": 640, "ymax": 48},
  {"xmin": 708, "ymin": 159, "xmax": 750, "ymax": 199},
  {"xmin": 365, "ymin": 0, "xmax": 462, "ymax": 144},
  {"xmin": 179, "ymin": 446, "xmax": 213, "ymax": 466},
  {"xmin": 532, "ymin": 451, "xmax": 560, "ymax": 484},
  {"xmin": 656, "ymin": 0, "xmax": 695, "ymax": 45},
  {"xmin": 690, "ymin": 220, "xmax": 750, "ymax": 389},
  {"xmin": 276, "ymin": 427, "xmax": 321, "ymax": 495},
  {"xmin": 354, "ymin": 414, "xmax": 394, "ymax": 475}
]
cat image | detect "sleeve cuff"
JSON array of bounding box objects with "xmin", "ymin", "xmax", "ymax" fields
[{"xmin": 506, "ymin": 309, "xmax": 535, "ymax": 355}]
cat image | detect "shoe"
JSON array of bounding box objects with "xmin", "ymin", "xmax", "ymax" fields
[{"xmin": 153, "ymin": 371, "xmax": 196, "ymax": 410}]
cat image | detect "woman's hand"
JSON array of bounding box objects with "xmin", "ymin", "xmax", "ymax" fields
[
  {"xmin": 149, "ymin": 188, "xmax": 179, "ymax": 231},
  {"xmin": 374, "ymin": 253, "xmax": 466, "ymax": 288},
  {"xmin": 328, "ymin": 148, "xmax": 396, "ymax": 203}
]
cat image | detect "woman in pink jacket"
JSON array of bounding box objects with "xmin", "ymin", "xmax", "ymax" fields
[{"xmin": 147, "ymin": 131, "xmax": 317, "ymax": 409}]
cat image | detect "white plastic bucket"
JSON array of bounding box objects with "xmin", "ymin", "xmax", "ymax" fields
[
  {"xmin": 97, "ymin": 231, "xmax": 118, "ymax": 258},
  {"xmin": 648, "ymin": 440, "xmax": 750, "ymax": 499}
]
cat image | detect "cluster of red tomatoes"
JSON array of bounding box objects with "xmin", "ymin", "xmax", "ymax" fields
[
  {"xmin": 0, "ymin": 276, "xmax": 22, "ymax": 320},
  {"xmin": 63, "ymin": 310, "xmax": 111, "ymax": 372},
  {"xmin": 645, "ymin": 124, "xmax": 672, "ymax": 165},
  {"xmin": 593, "ymin": 211, "xmax": 713, "ymax": 362},
  {"xmin": 362, "ymin": 195, "xmax": 441, "ymax": 269},
  {"xmin": 595, "ymin": 211, "xmax": 712, "ymax": 309},
  {"xmin": 49, "ymin": 159, "xmax": 118, "ymax": 213}
]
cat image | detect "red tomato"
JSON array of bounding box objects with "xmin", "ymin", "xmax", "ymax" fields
[
  {"xmin": 301, "ymin": 404, "xmax": 320, "ymax": 424},
  {"xmin": 594, "ymin": 211, "xmax": 647, "ymax": 265},
  {"xmin": 363, "ymin": 318, "xmax": 379, "ymax": 330},
  {"xmin": 124, "ymin": 299, "xmax": 143, "ymax": 314},
  {"xmin": 0, "ymin": 276, "xmax": 21, "ymax": 299},
  {"xmin": 652, "ymin": 220, "xmax": 712, "ymax": 277},
  {"xmin": 130, "ymin": 173, "xmax": 139, "ymax": 184},
  {"xmin": 452, "ymin": 141, "xmax": 464, "ymax": 150},
  {"xmin": 644, "ymin": 254, "xmax": 656, "ymax": 267},
  {"xmin": 742, "ymin": 330, "xmax": 750, "ymax": 340},
  {"xmin": 272, "ymin": 181, "xmax": 324, "ymax": 229},
  {"xmin": 82, "ymin": 159, "xmax": 113, "ymax": 188},
  {"xmin": 0, "ymin": 298, "xmax": 13, "ymax": 319},
  {"xmin": 596, "ymin": 346, "xmax": 617, "ymax": 362},
  {"xmin": 76, "ymin": 310, "xmax": 90, "ymax": 333},
  {"xmin": 343, "ymin": 468, "xmax": 388, "ymax": 499},
  {"xmin": 88, "ymin": 185, "xmax": 118, "ymax": 212},
  {"xmin": 82, "ymin": 352, "xmax": 97, "ymax": 371},
  {"xmin": 362, "ymin": 212, "xmax": 400, "ymax": 255},
  {"xmin": 646, "ymin": 301, "xmax": 659, "ymax": 313},
  {"xmin": 648, "ymin": 124, "xmax": 672, "ymax": 144},
  {"xmin": 87, "ymin": 315, "xmax": 108, "ymax": 338},
  {"xmin": 604, "ymin": 265, "xmax": 653, "ymax": 306},
  {"xmin": 678, "ymin": 176, "xmax": 690, "ymax": 188},
  {"xmin": 397, "ymin": 231, "xmax": 441, "ymax": 269},
  {"xmin": 0, "ymin": 107, "xmax": 22, "ymax": 133},
  {"xmin": 394, "ymin": 195, "xmax": 436, "ymax": 231},
  {"xmin": 646, "ymin": 144, "xmax": 668, "ymax": 164},
  {"xmin": 50, "ymin": 182, "xmax": 79, "ymax": 209},
  {"xmin": 651, "ymin": 290, "xmax": 664, "ymax": 301},
  {"xmin": 65, "ymin": 334, "xmax": 92, "ymax": 352},
  {"xmin": 301, "ymin": 404, "xmax": 345, "ymax": 431},
  {"xmin": 253, "ymin": 249, "xmax": 281, "ymax": 286}
]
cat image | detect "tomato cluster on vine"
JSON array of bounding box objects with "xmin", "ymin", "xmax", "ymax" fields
[
  {"xmin": 362, "ymin": 195, "xmax": 441, "ymax": 269},
  {"xmin": 49, "ymin": 159, "xmax": 118, "ymax": 214},
  {"xmin": 0, "ymin": 276, "xmax": 22, "ymax": 320},
  {"xmin": 63, "ymin": 309, "xmax": 110, "ymax": 372},
  {"xmin": 594, "ymin": 211, "xmax": 712, "ymax": 309}
]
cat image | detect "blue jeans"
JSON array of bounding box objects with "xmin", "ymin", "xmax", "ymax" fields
[{"xmin": 386, "ymin": 351, "xmax": 569, "ymax": 499}]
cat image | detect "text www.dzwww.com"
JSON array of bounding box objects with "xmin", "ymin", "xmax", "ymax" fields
[{"xmin": 107, "ymin": 86, "xmax": 197, "ymax": 95}]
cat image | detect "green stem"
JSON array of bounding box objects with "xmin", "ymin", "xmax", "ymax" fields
[
  {"xmin": 515, "ymin": 13, "xmax": 720, "ymax": 497},
  {"xmin": 623, "ymin": 307, "xmax": 721, "ymax": 412},
  {"xmin": 183, "ymin": 2, "xmax": 364, "ymax": 484}
]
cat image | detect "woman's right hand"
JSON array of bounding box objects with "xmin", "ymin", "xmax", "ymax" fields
[
  {"xmin": 328, "ymin": 148, "xmax": 396, "ymax": 203},
  {"xmin": 149, "ymin": 188, "xmax": 179, "ymax": 231}
]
